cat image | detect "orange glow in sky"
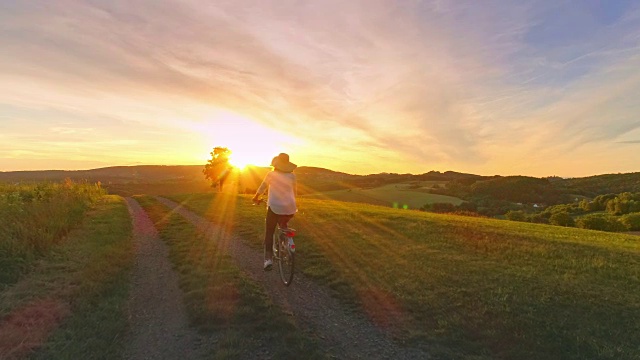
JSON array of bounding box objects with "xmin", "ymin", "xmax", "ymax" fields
[
  {"xmin": 186, "ymin": 111, "xmax": 302, "ymax": 169},
  {"xmin": 1, "ymin": 1, "xmax": 640, "ymax": 177}
]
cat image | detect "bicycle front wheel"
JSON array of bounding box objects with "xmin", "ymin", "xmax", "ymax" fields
[{"xmin": 278, "ymin": 237, "xmax": 294, "ymax": 286}]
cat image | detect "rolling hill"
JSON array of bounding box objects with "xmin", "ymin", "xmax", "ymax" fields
[
  {"xmin": 3, "ymin": 165, "xmax": 640, "ymax": 205},
  {"xmin": 302, "ymin": 182, "xmax": 464, "ymax": 209},
  {"xmin": 556, "ymin": 172, "xmax": 640, "ymax": 196},
  {"xmin": 0, "ymin": 165, "xmax": 484, "ymax": 199},
  {"xmin": 0, "ymin": 165, "xmax": 205, "ymax": 183}
]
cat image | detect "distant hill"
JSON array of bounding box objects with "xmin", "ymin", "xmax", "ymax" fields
[
  {"xmin": 2, "ymin": 165, "xmax": 639, "ymax": 200},
  {"xmin": 557, "ymin": 172, "xmax": 640, "ymax": 196},
  {"xmin": 297, "ymin": 169, "xmax": 486, "ymax": 191},
  {"xmin": 302, "ymin": 183, "xmax": 464, "ymax": 209},
  {"xmin": 294, "ymin": 166, "xmax": 352, "ymax": 177},
  {"xmin": 470, "ymin": 176, "xmax": 564, "ymax": 204},
  {"xmin": 235, "ymin": 166, "xmax": 486, "ymax": 194},
  {"xmin": 0, "ymin": 165, "xmax": 204, "ymax": 183},
  {"xmin": 0, "ymin": 165, "xmax": 209, "ymax": 197},
  {"xmin": 431, "ymin": 172, "xmax": 640, "ymax": 205}
]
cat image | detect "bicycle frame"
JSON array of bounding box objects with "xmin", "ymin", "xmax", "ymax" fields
[{"xmin": 273, "ymin": 225, "xmax": 296, "ymax": 259}]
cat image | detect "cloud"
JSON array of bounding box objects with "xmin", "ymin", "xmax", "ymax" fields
[
  {"xmin": 1, "ymin": 0, "xmax": 640, "ymax": 175},
  {"xmin": 2, "ymin": 1, "xmax": 491, "ymax": 167}
]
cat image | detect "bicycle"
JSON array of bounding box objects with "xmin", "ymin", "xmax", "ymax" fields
[{"xmin": 253, "ymin": 198, "xmax": 296, "ymax": 286}]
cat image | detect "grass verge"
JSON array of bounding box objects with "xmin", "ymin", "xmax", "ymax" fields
[
  {"xmin": 0, "ymin": 195, "xmax": 133, "ymax": 359},
  {"xmin": 167, "ymin": 193, "xmax": 640, "ymax": 360},
  {"xmin": 0, "ymin": 180, "xmax": 105, "ymax": 286},
  {"xmin": 134, "ymin": 195, "xmax": 324, "ymax": 359}
]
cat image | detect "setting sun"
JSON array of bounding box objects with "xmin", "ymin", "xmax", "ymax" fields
[
  {"xmin": 228, "ymin": 150, "xmax": 254, "ymax": 169},
  {"xmin": 192, "ymin": 110, "xmax": 303, "ymax": 169}
]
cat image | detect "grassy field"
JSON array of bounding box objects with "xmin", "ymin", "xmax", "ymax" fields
[
  {"xmin": 302, "ymin": 182, "xmax": 463, "ymax": 209},
  {"xmin": 0, "ymin": 180, "xmax": 105, "ymax": 286},
  {"xmin": 0, "ymin": 195, "xmax": 133, "ymax": 359},
  {"xmin": 168, "ymin": 193, "xmax": 640, "ymax": 360},
  {"xmin": 134, "ymin": 195, "xmax": 324, "ymax": 359},
  {"xmin": 104, "ymin": 179, "xmax": 215, "ymax": 197}
]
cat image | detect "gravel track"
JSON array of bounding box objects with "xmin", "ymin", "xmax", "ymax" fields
[
  {"xmin": 124, "ymin": 198, "xmax": 213, "ymax": 360},
  {"xmin": 156, "ymin": 197, "xmax": 428, "ymax": 360}
]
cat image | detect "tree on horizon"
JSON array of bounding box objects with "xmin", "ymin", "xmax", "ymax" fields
[{"xmin": 203, "ymin": 146, "xmax": 232, "ymax": 191}]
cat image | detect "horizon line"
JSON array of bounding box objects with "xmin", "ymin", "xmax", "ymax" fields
[{"xmin": 1, "ymin": 163, "xmax": 638, "ymax": 180}]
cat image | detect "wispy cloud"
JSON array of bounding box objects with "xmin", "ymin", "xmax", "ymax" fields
[{"xmin": 1, "ymin": 0, "xmax": 640, "ymax": 175}]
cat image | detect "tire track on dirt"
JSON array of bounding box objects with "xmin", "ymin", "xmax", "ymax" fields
[
  {"xmin": 125, "ymin": 198, "xmax": 212, "ymax": 360},
  {"xmin": 156, "ymin": 196, "xmax": 428, "ymax": 360}
]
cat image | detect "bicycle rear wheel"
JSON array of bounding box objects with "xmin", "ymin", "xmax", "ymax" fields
[{"xmin": 278, "ymin": 236, "xmax": 294, "ymax": 286}]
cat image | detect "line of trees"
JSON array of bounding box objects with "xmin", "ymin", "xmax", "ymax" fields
[
  {"xmin": 505, "ymin": 192, "xmax": 640, "ymax": 232},
  {"xmin": 579, "ymin": 192, "xmax": 640, "ymax": 215},
  {"xmin": 419, "ymin": 202, "xmax": 484, "ymax": 217}
]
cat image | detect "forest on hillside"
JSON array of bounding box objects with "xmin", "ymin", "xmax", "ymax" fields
[
  {"xmin": 425, "ymin": 173, "xmax": 640, "ymax": 218},
  {"xmin": 557, "ymin": 172, "xmax": 640, "ymax": 196}
]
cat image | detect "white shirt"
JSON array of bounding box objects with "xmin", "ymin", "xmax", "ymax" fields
[{"xmin": 257, "ymin": 171, "xmax": 297, "ymax": 215}]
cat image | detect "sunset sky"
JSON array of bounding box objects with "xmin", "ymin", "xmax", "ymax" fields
[{"xmin": 1, "ymin": 0, "xmax": 639, "ymax": 177}]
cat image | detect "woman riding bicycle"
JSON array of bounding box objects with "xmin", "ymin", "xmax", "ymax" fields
[{"xmin": 252, "ymin": 153, "xmax": 297, "ymax": 271}]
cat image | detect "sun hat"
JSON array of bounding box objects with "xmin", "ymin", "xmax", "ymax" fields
[{"xmin": 271, "ymin": 153, "xmax": 297, "ymax": 173}]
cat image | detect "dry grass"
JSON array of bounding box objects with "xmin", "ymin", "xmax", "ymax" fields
[
  {"xmin": 0, "ymin": 195, "xmax": 133, "ymax": 359},
  {"xmin": 0, "ymin": 299, "xmax": 70, "ymax": 359},
  {"xmin": 0, "ymin": 180, "xmax": 105, "ymax": 286}
]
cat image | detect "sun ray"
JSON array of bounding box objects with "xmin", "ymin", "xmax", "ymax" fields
[{"xmin": 188, "ymin": 110, "xmax": 304, "ymax": 169}]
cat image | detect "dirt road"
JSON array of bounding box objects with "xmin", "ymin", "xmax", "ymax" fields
[
  {"xmin": 155, "ymin": 197, "xmax": 428, "ymax": 359},
  {"xmin": 125, "ymin": 198, "xmax": 213, "ymax": 360}
]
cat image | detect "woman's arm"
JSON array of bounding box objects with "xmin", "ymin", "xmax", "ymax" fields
[{"xmin": 252, "ymin": 172, "xmax": 270, "ymax": 201}]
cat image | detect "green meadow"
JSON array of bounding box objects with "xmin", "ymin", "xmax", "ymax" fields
[
  {"xmin": 168, "ymin": 193, "xmax": 640, "ymax": 360},
  {"xmin": 302, "ymin": 182, "xmax": 463, "ymax": 209},
  {"xmin": 1, "ymin": 180, "xmax": 639, "ymax": 360}
]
